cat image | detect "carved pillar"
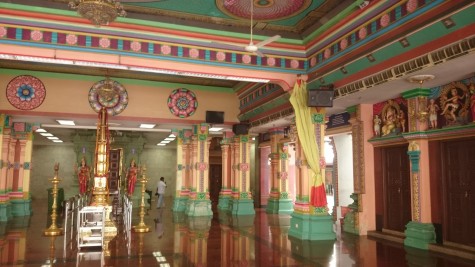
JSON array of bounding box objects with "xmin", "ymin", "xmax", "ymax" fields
[
  {"xmin": 292, "ymin": 123, "xmax": 311, "ymax": 214},
  {"xmin": 343, "ymin": 104, "xmax": 376, "ymax": 235},
  {"xmin": 288, "ymin": 115, "xmax": 336, "ymax": 240},
  {"xmin": 0, "ymin": 115, "xmax": 11, "ymax": 221},
  {"xmin": 402, "ymin": 88, "xmax": 436, "ymax": 250},
  {"xmin": 186, "ymin": 124, "xmax": 212, "ymax": 217},
  {"xmin": 218, "ymin": 131, "xmax": 233, "ymax": 211},
  {"xmin": 173, "ymin": 129, "xmax": 191, "ymax": 212},
  {"xmin": 266, "ymin": 128, "xmax": 292, "ymax": 214},
  {"xmin": 404, "ymin": 89, "xmax": 431, "ymax": 132},
  {"xmin": 229, "ymin": 135, "xmax": 255, "ymax": 215}
]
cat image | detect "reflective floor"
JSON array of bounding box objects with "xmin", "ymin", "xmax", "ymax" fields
[{"xmin": 2, "ymin": 199, "xmax": 475, "ymax": 267}]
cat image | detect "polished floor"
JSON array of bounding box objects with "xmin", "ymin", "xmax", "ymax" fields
[{"xmin": 2, "ymin": 198, "xmax": 475, "ymax": 267}]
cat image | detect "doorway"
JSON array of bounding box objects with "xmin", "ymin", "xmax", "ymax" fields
[
  {"xmin": 441, "ymin": 138, "xmax": 475, "ymax": 247},
  {"xmin": 382, "ymin": 145, "xmax": 411, "ymax": 232}
]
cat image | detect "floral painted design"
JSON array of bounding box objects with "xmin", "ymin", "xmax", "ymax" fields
[
  {"xmin": 189, "ymin": 48, "xmax": 199, "ymax": 58},
  {"xmin": 66, "ymin": 34, "xmax": 78, "ymax": 45},
  {"xmin": 6, "ymin": 75, "xmax": 46, "ymax": 110},
  {"xmin": 340, "ymin": 38, "xmax": 348, "ymax": 50},
  {"xmin": 310, "ymin": 57, "xmax": 316, "ymax": 67},
  {"xmin": 407, "ymin": 0, "xmax": 418, "ymax": 13},
  {"xmin": 358, "ymin": 27, "xmax": 368, "ymax": 39},
  {"xmin": 131, "ymin": 41, "xmax": 141, "ymax": 52},
  {"xmin": 161, "ymin": 45, "xmax": 171, "ymax": 55},
  {"xmin": 167, "ymin": 88, "xmax": 198, "ymax": 118},
  {"xmin": 216, "ymin": 51, "xmax": 226, "ymax": 61},
  {"xmin": 380, "ymin": 14, "xmax": 390, "ymax": 27},
  {"xmin": 242, "ymin": 54, "xmax": 251, "ymax": 64},
  {"xmin": 88, "ymin": 79, "xmax": 128, "ymax": 116},
  {"xmin": 290, "ymin": 59, "xmax": 299, "ymax": 69},
  {"xmin": 17, "ymin": 84, "xmax": 35, "ymax": 101},
  {"xmin": 0, "ymin": 27, "xmax": 6, "ymax": 38},
  {"xmin": 99, "ymin": 37, "xmax": 111, "ymax": 48},
  {"xmin": 30, "ymin": 30, "xmax": 43, "ymax": 41},
  {"xmin": 324, "ymin": 48, "xmax": 331, "ymax": 59},
  {"xmin": 267, "ymin": 57, "xmax": 276, "ymax": 66}
]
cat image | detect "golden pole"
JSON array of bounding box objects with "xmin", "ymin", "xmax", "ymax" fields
[
  {"xmin": 44, "ymin": 163, "xmax": 63, "ymax": 236},
  {"xmin": 133, "ymin": 164, "xmax": 150, "ymax": 233}
]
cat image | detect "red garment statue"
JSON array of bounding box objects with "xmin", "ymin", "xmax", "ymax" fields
[
  {"xmin": 77, "ymin": 158, "xmax": 90, "ymax": 194},
  {"xmin": 127, "ymin": 159, "xmax": 138, "ymax": 195}
]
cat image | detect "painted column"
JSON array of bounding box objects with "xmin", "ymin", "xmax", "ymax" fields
[
  {"xmin": 173, "ymin": 129, "xmax": 192, "ymax": 212},
  {"xmin": 292, "ymin": 123, "xmax": 311, "ymax": 214},
  {"xmin": 9, "ymin": 123, "xmax": 32, "ymax": 217},
  {"xmin": 402, "ymin": 88, "xmax": 436, "ymax": 250},
  {"xmin": 266, "ymin": 128, "xmax": 292, "ymax": 214},
  {"xmin": 344, "ymin": 104, "xmax": 376, "ymax": 235},
  {"xmin": 0, "ymin": 115, "xmax": 11, "ymax": 221},
  {"xmin": 218, "ymin": 131, "xmax": 233, "ymax": 211},
  {"xmin": 186, "ymin": 124, "xmax": 212, "ymax": 217},
  {"xmin": 229, "ymin": 135, "xmax": 255, "ymax": 215},
  {"xmin": 288, "ymin": 117, "xmax": 336, "ymax": 240}
]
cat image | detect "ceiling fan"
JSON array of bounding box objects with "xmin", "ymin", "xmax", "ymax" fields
[{"xmin": 214, "ymin": 0, "xmax": 281, "ymax": 57}]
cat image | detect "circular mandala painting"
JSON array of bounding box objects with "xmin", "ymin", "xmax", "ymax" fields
[
  {"xmin": 167, "ymin": 88, "xmax": 198, "ymax": 118},
  {"xmin": 6, "ymin": 75, "xmax": 46, "ymax": 110},
  {"xmin": 88, "ymin": 79, "xmax": 128, "ymax": 116}
]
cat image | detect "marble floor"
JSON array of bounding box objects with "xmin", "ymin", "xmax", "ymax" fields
[{"xmin": 1, "ymin": 199, "xmax": 475, "ymax": 267}]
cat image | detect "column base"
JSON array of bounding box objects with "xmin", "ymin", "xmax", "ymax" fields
[
  {"xmin": 217, "ymin": 195, "xmax": 231, "ymax": 211},
  {"xmin": 342, "ymin": 210, "xmax": 359, "ymax": 235},
  {"xmin": 288, "ymin": 212, "xmax": 336, "ymax": 241},
  {"xmin": 266, "ymin": 198, "xmax": 293, "ymax": 214},
  {"xmin": 11, "ymin": 198, "xmax": 32, "ymax": 217},
  {"xmin": 172, "ymin": 196, "xmax": 188, "ymax": 212},
  {"xmin": 186, "ymin": 199, "xmax": 212, "ymax": 217},
  {"xmin": 0, "ymin": 202, "xmax": 12, "ymax": 222},
  {"xmin": 230, "ymin": 198, "xmax": 255, "ymax": 216},
  {"xmin": 404, "ymin": 221, "xmax": 436, "ymax": 250}
]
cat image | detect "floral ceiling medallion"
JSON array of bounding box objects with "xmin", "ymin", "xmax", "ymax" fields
[
  {"xmin": 6, "ymin": 75, "xmax": 46, "ymax": 110},
  {"xmin": 217, "ymin": 0, "xmax": 311, "ymax": 21},
  {"xmin": 88, "ymin": 79, "xmax": 128, "ymax": 115},
  {"xmin": 167, "ymin": 88, "xmax": 198, "ymax": 118}
]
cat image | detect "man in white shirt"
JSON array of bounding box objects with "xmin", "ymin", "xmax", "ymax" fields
[{"xmin": 156, "ymin": 177, "xmax": 167, "ymax": 209}]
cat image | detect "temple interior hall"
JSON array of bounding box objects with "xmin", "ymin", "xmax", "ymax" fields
[{"xmin": 1, "ymin": 0, "xmax": 475, "ymax": 266}]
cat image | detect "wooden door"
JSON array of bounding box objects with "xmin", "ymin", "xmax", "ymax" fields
[
  {"xmin": 382, "ymin": 145, "xmax": 411, "ymax": 232},
  {"xmin": 442, "ymin": 138, "xmax": 475, "ymax": 247},
  {"xmin": 109, "ymin": 149, "xmax": 122, "ymax": 192}
]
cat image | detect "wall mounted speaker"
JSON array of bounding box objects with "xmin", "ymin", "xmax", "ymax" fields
[
  {"xmin": 206, "ymin": 111, "xmax": 224, "ymax": 124},
  {"xmin": 232, "ymin": 123, "xmax": 249, "ymax": 135},
  {"xmin": 307, "ymin": 89, "xmax": 334, "ymax": 107}
]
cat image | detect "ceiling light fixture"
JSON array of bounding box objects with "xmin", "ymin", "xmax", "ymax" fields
[
  {"xmin": 164, "ymin": 138, "xmax": 175, "ymax": 141},
  {"xmin": 56, "ymin": 120, "xmax": 76, "ymax": 126},
  {"xmin": 160, "ymin": 140, "xmax": 171, "ymax": 144},
  {"xmin": 47, "ymin": 136, "xmax": 59, "ymax": 140},
  {"xmin": 53, "ymin": 140, "xmax": 64, "ymax": 143},
  {"xmin": 35, "ymin": 128, "xmax": 47, "ymax": 133},
  {"xmin": 140, "ymin": 124, "xmax": 156, "ymax": 129},
  {"xmin": 69, "ymin": 0, "xmax": 126, "ymax": 27},
  {"xmin": 157, "ymin": 143, "xmax": 166, "ymax": 146},
  {"xmin": 209, "ymin": 127, "xmax": 223, "ymax": 132},
  {"xmin": 40, "ymin": 133, "xmax": 54, "ymax": 137}
]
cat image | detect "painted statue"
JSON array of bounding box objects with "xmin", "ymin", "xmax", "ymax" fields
[
  {"xmin": 381, "ymin": 100, "xmax": 399, "ymax": 136},
  {"xmin": 373, "ymin": 114, "xmax": 381, "ymax": 137},
  {"xmin": 127, "ymin": 159, "xmax": 138, "ymax": 195},
  {"xmin": 441, "ymin": 87, "xmax": 464, "ymax": 122},
  {"xmin": 470, "ymin": 83, "xmax": 475, "ymax": 122},
  {"xmin": 76, "ymin": 157, "xmax": 90, "ymax": 194},
  {"xmin": 427, "ymin": 98, "xmax": 440, "ymax": 129},
  {"xmin": 397, "ymin": 109, "xmax": 406, "ymax": 133}
]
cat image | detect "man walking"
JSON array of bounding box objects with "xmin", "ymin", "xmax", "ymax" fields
[{"xmin": 156, "ymin": 177, "xmax": 167, "ymax": 209}]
